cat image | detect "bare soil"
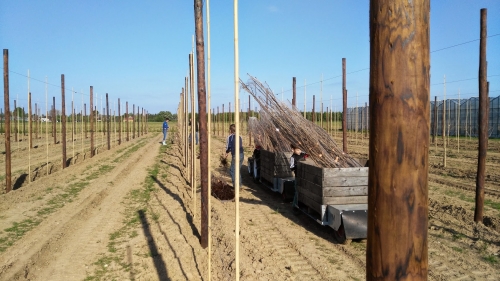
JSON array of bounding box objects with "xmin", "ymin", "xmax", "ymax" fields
[{"xmin": 0, "ymin": 128, "xmax": 498, "ymax": 280}]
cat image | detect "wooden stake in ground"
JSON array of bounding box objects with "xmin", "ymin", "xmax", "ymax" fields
[
  {"xmin": 45, "ymin": 77, "xmax": 48, "ymax": 175},
  {"xmin": 28, "ymin": 92, "xmax": 32, "ymax": 182},
  {"xmin": 475, "ymin": 8, "xmax": 488, "ymax": 223},
  {"xmin": 14, "ymin": 99, "xmax": 17, "ymax": 143},
  {"xmin": 90, "ymin": 86, "xmax": 94, "ymax": 157},
  {"xmin": 106, "ymin": 93, "xmax": 110, "ymax": 150},
  {"xmin": 367, "ymin": 0, "xmax": 429, "ymax": 279},
  {"xmin": 118, "ymin": 99, "xmax": 121, "ymax": 145},
  {"xmin": 132, "ymin": 104, "xmax": 135, "ymax": 139},
  {"xmin": 312, "ymin": 95, "xmax": 315, "ymax": 123},
  {"xmin": 61, "ymin": 74, "xmax": 67, "ymax": 169},
  {"xmin": 126, "ymin": 101, "xmax": 129, "ymax": 141},
  {"xmin": 194, "ymin": 0, "xmax": 208, "ymax": 248},
  {"xmin": 3, "ymin": 49, "xmax": 12, "ymax": 193},
  {"xmin": 342, "ymin": 58, "xmax": 347, "ymax": 153},
  {"xmin": 443, "ymin": 76, "xmax": 447, "ymax": 167}
]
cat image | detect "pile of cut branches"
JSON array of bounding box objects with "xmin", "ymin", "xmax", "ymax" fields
[{"xmin": 241, "ymin": 74, "xmax": 361, "ymax": 168}]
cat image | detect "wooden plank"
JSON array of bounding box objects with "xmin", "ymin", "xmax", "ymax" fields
[
  {"xmin": 322, "ymin": 195, "xmax": 368, "ymax": 205},
  {"xmin": 323, "ymin": 176, "xmax": 368, "ymax": 187},
  {"xmin": 323, "ymin": 186, "xmax": 368, "ymax": 197},
  {"xmin": 297, "ymin": 186, "xmax": 322, "ymax": 205},
  {"xmin": 323, "ymin": 167, "xmax": 368, "ymax": 177},
  {"xmin": 297, "ymin": 192, "xmax": 322, "ymax": 215},
  {"xmin": 296, "ymin": 177, "xmax": 323, "ymax": 197}
]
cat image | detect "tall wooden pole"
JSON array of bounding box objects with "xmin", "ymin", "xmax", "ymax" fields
[
  {"xmin": 475, "ymin": 8, "xmax": 488, "ymax": 223},
  {"xmin": 195, "ymin": 0, "xmax": 208, "ymax": 248},
  {"xmin": 443, "ymin": 76, "xmax": 447, "ymax": 167},
  {"xmin": 132, "ymin": 104, "xmax": 135, "ymax": 139},
  {"xmin": 106, "ymin": 93, "xmax": 110, "ymax": 150},
  {"xmin": 61, "ymin": 75, "xmax": 67, "ymax": 169},
  {"xmin": 312, "ymin": 95, "xmax": 315, "ymax": 123},
  {"xmin": 292, "ymin": 77, "xmax": 296, "ymax": 108},
  {"xmin": 118, "ymin": 99, "xmax": 121, "ymax": 145},
  {"xmin": 367, "ymin": 0, "xmax": 429, "ymax": 279},
  {"xmin": 84, "ymin": 103, "xmax": 88, "ymax": 139},
  {"xmin": 90, "ymin": 86, "xmax": 94, "ymax": 157},
  {"xmin": 126, "ymin": 102, "xmax": 129, "ymax": 141},
  {"xmin": 3, "ymin": 49, "xmax": 12, "ymax": 193},
  {"xmin": 342, "ymin": 58, "xmax": 347, "ymax": 153},
  {"xmin": 29, "ymin": 93, "xmax": 32, "ymax": 149},
  {"xmin": 248, "ymin": 95, "xmax": 251, "ymax": 146}
]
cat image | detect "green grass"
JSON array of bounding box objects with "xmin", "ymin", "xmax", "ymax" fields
[
  {"xmin": 452, "ymin": 246, "xmax": 464, "ymax": 253},
  {"xmin": 483, "ymin": 255, "xmax": 498, "ymax": 264}
]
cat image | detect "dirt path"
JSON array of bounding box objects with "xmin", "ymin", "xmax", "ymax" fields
[{"xmin": 0, "ymin": 133, "xmax": 156, "ymax": 281}]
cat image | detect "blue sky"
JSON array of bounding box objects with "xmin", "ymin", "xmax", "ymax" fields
[{"xmin": 1, "ymin": 1, "xmax": 499, "ymax": 115}]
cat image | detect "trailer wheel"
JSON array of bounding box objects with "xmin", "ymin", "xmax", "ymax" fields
[{"xmin": 333, "ymin": 222, "xmax": 349, "ymax": 244}]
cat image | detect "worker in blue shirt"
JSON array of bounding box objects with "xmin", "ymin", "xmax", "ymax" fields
[
  {"xmin": 162, "ymin": 118, "xmax": 169, "ymax": 145},
  {"xmin": 225, "ymin": 124, "xmax": 244, "ymax": 188}
]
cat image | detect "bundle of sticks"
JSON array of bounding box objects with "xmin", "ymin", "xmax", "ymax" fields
[{"xmin": 241, "ymin": 74, "xmax": 361, "ymax": 168}]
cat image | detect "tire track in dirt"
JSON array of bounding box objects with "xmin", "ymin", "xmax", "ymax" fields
[{"xmin": 0, "ymin": 135, "xmax": 156, "ymax": 281}]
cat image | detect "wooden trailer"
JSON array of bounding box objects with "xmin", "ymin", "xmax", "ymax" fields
[
  {"xmin": 295, "ymin": 159, "xmax": 368, "ymax": 243},
  {"xmin": 259, "ymin": 149, "xmax": 293, "ymax": 190}
]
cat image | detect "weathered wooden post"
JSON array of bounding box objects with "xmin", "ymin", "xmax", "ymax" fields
[
  {"xmin": 61, "ymin": 75, "xmax": 67, "ymax": 169},
  {"xmin": 106, "ymin": 93, "xmax": 110, "ymax": 150},
  {"xmin": 90, "ymin": 86, "xmax": 94, "ymax": 157},
  {"xmin": 312, "ymin": 95, "xmax": 315, "ymax": 123},
  {"xmin": 35, "ymin": 103, "xmax": 38, "ymax": 140},
  {"xmin": 292, "ymin": 77, "xmax": 296, "ymax": 108},
  {"xmin": 3, "ymin": 49, "xmax": 12, "ymax": 193},
  {"xmin": 118, "ymin": 98, "xmax": 121, "ymax": 145},
  {"xmin": 195, "ymin": 0, "xmax": 208, "ymax": 248},
  {"xmin": 29, "ymin": 93, "xmax": 32, "ymax": 149},
  {"xmin": 367, "ymin": 0, "xmax": 430, "ymax": 279},
  {"xmin": 126, "ymin": 102, "xmax": 129, "ymax": 141},
  {"xmin": 342, "ymin": 58, "xmax": 347, "ymax": 153},
  {"xmin": 475, "ymin": 8, "xmax": 488, "ymax": 223},
  {"xmin": 132, "ymin": 104, "xmax": 135, "ymax": 139}
]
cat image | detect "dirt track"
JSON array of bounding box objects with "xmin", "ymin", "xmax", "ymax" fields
[{"xmin": 0, "ymin": 128, "xmax": 499, "ymax": 280}]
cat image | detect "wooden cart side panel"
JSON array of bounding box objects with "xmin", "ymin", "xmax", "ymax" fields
[
  {"xmin": 323, "ymin": 176, "xmax": 368, "ymax": 187},
  {"xmin": 322, "ymin": 167, "xmax": 368, "ymax": 178},
  {"xmin": 322, "ymin": 196, "xmax": 368, "ymax": 205}
]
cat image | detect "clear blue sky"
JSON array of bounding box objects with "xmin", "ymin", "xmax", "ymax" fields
[{"xmin": 1, "ymin": 1, "xmax": 499, "ymax": 115}]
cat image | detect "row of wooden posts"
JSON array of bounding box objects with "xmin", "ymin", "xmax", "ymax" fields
[{"xmin": 3, "ymin": 49, "xmax": 149, "ymax": 193}]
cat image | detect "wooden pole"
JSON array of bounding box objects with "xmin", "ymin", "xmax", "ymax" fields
[
  {"xmin": 90, "ymin": 86, "xmax": 94, "ymax": 157},
  {"xmin": 3, "ymin": 49, "xmax": 12, "ymax": 193},
  {"xmin": 107, "ymin": 94, "xmax": 110, "ymax": 150},
  {"xmin": 118, "ymin": 99, "xmax": 121, "ymax": 145},
  {"xmin": 443, "ymin": 76, "xmax": 447, "ymax": 167},
  {"xmin": 304, "ymin": 79, "xmax": 306, "ymax": 118},
  {"xmin": 28, "ymin": 92, "xmax": 32, "ymax": 183},
  {"xmin": 367, "ymin": 1, "xmax": 429, "ymax": 279},
  {"xmin": 132, "ymin": 104, "xmax": 135, "ymax": 139},
  {"xmin": 312, "ymin": 95, "xmax": 315, "ymax": 123},
  {"xmin": 61, "ymin": 75, "xmax": 67, "ymax": 169},
  {"xmin": 126, "ymin": 102, "xmax": 129, "ymax": 141},
  {"xmin": 35, "ymin": 103, "xmax": 38, "ymax": 140},
  {"xmin": 432, "ymin": 96, "xmax": 437, "ymax": 144},
  {"xmin": 195, "ymin": 0, "xmax": 208, "ymax": 248},
  {"xmin": 458, "ymin": 89, "xmax": 460, "ymax": 153},
  {"xmin": 475, "ymin": 8, "xmax": 488, "ymax": 223},
  {"xmin": 342, "ymin": 58, "xmax": 347, "ymax": 153},
  {"xmin": 292, "ymin": 77, "xmax": 296, "ymax": 108}
]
